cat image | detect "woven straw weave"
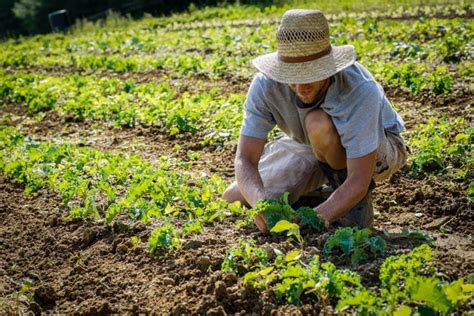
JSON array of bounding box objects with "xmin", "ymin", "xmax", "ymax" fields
[
  {"xmin": 252, "ymin": 9, "xmax": 356, "ymax": 84},
  {"xmin": 277, "ymin": 10, "xmax": 330, "ymax": 58}
]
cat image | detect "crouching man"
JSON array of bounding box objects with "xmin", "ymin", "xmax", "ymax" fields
[{"xmin": 222, "ymin": 9, "xmax": 408, "ymax": 233}]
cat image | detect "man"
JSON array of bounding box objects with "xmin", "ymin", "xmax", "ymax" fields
[{"xmin": 222, "ymin": 9, "xmax": 408, "ymax": 233}]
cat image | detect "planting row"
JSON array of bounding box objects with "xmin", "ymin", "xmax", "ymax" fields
[
  {"xmin": 1, "ymin": 16, "xmax": 471, "ymax": 96},
  {"xmin": 3, "ymin": 15, "xmax": 471, "ymax": 60},
  {"xmin": 0, "ymin": 126, "xmax": 240, "ymax": 226},
  {"xmin": 0, "ymin": 125, "xmax": 395, "ymax": 253},
  {"xmin": 221, "ymin": 241, "xmax": 473, "ymax": 314},
  {"xmin": 0, "ymin": 71, "xmax": 244, "ymax": 145},
  {"xmin": 159, "ymin": 4, "xmax": 472, "ymax": 32}
]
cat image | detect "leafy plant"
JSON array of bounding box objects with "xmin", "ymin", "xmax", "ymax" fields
[
  {"xmin": 409, "ymin": 117, "xmax": 473, "ymax": 179},
  {"xmin": 383, "ymin": 226, "xmax": 433, "ymax": 244},
  {"xmin": 182, "ymin": 219, "xmax": 203, "ymax": 234},
  {"xmin": 295, "ymin": 206, "xmax": 326, "ymax": 232},
  {"xmin": 323, "ymin": 227, "xmax": 386, "ymax": 265},
  {"xmin": 255, "ymin": 193, "xmax": 294, "ymax": 230},
  {"xmin": 254, "ymin": 192, "xmax": 326, "ymax": 238},
  {"xmin": 244, "ymin": 249, "xmax": 363, "ymax": 306},
  {"xmin": 221, "ymin": 240, "xmax": 268, "ymax": 274},
  {"xmin": 270, "ymin": 220, "xmax": 303, "ymax": 244},
  {"xmin": 148, "ymin": 223, "xmax": 180, "ymax": 253}
]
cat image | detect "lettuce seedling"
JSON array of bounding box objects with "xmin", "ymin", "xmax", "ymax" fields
[
  {"xmin": 271, "ymin": 220, "xmax": 303, "ymax": 244},
  {"xmin": 255, "ymin": 192, "xmax": 293, "ymax": 230},
  {"xmin": 295, "ymin": 206, "xmax": 326, "ymax": 232},
  {"xmin": 254, "ymin": 192, "xmax": 326, "ymax": 235},
  {"xmin": 221, "ymin": 240, "xmax": 269, "ymax": 274},
  {"xmin": 148, "ymin": 223, "xmax": 180, "ymax": 253},
  {"xmin": 323, "ymin": 227, "xmax": 386, "ymax": 265}
]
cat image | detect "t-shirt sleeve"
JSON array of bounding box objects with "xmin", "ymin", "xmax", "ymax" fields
[
  {"xmin": 239, "ymin": 74, "xmax": 276, "ymax": 139},
  {"xmin": 333, "ymin": 81, "xmax": 385, "ymax": 159}
]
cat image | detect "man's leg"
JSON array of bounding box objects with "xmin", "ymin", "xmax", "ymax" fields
[
  {"xmin": 304, "ymin": 109, "xmax": 374, "ymax": 228},
  {"xmin": 222, "ymin": 136, "xmax": 326, "ymax": 206},
  {"xmin": 304, "ymin": 109, "xmax": 346, "ymax": 169}
]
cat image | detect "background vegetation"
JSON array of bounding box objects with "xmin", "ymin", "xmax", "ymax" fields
[{"xmin": 0, "ymin": 0, "xmax": 464, "ymax": 37}]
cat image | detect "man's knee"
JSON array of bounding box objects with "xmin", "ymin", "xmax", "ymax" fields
[{"xmin": 304, "ymin": 109, "xmax": 339, "ymax": 145}]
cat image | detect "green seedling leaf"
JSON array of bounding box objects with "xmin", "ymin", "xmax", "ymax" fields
[
  {"xmin": 253, "ymin": 192, "xmax": 295, "ymax": 230},
  {"xmin": 148, "ymin": 223, "xmax": 180, "ymax": 253},
  {"xmin": 271, "ymin": 220, "xmax": 303, "ymax": 244},
  {"xmin": 410, "ymin": 277, "xmax": 452, "ymax": 313},
  {"xmin": 183, "ymin": 219, "xmax": 203, "ymax": 234},
  {"xmin": 324, "ymin": 227, "xmax": 355, "ymax": 256},
  {"xmin": 351, "ymin": 248, "xmax": 368, "ymax": 266},
  {"xmin": 221, "ymin": 240, "xmax": 268, "ymax": 273},
  {"xmin": 393, "ymin": 305, "xmax": 412, "ymax": 316},
  {"xmin": 259, "ymin": 266, "xmax": 274, "ymax": 276},
  {"xmin": 295, "ymin": 206, "xmax": 325, "ymax": 232},
  {"xmin": 271, "ymin": 220, "xmax": 299, "ymax": 233},
  {"xmin": 324, "ymin": 227, "xmax": 385, "ymax": 265},
  {"xmin": 367, "ymin": 236, "xmax": 387, "ymax": 253},
  {"xmin": 285, "ymin": 250, "xmax": 301, "ymax": 262}
]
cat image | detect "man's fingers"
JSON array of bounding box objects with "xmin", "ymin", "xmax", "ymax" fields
[{"xmin": 254, "ymin": 213, "xmax": 269, "ymax": 234}]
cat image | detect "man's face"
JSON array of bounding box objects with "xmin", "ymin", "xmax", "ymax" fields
[{"xmin": 289, "ymin": 79, "xmax": 329, "ymax": 105}]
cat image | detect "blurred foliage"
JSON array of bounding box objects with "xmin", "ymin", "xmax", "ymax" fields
[
  {"xmin": 0, "ymin": 0, "xmax": 464, "ymax": 37},
  {"xmin": 1, "ymin": 0, "xmax": 273, "ymax": 37}
]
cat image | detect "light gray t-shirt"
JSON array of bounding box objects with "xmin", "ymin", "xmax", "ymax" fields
[{"xmin": 240, "ymin": 62, "xmax": 405, "ymax": 159}]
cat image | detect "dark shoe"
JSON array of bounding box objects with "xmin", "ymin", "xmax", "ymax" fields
[
  {"xmin": 318, "ymin": 162, "xmax": 347, "ymax": 190},
  {"xmin": 318, "ymin": 161, "xmax": 375, "ymax": 228}
]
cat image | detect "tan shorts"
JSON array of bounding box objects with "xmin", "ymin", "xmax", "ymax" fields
[{"xmin": 258, "ymin": 132, "xmax": 408, "ymax": 204}]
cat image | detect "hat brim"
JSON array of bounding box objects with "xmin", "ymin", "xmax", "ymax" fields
[{"xmin": 252, "ymin": 45, "xmax": 356, "ymax": 84}]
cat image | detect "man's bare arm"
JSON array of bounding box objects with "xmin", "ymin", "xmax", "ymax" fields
[
  {"xmin": 316, "ymin": 151, "xmax": 376, "ymax": 223},
  {"xmin": 234, "ymin": 135, "xmax": 266, "ymax": 208}
]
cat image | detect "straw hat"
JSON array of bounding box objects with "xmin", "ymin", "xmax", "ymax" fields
[{"xmin": 252, "ymin": 9, "xmax": 356, "ymax": 84}]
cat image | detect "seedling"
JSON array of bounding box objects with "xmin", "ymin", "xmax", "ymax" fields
[
  {"xmin": 270, "ymin": 220, "xmax": 303, "ymax": 244},
  {"xmin": 182, "ymin": 219, "xmax": 203, "ymax": 234},
  {"xmin": 148, "ymin": 223, "xmax": 180, "ymax": 253},
  {"xmin": 253, "ymin": 193, "xmax": 326, "ymax": 240},
  {"xmin": 221, "ymin": 240, "xmax": 268, "ymax": 274},
  {"xmin": 383, "ymin": 226, "xmax": 433, "ymax": 244},
  {"xmin": 323, "ymin": 227, "xmax": 386, "ymax": 265}
]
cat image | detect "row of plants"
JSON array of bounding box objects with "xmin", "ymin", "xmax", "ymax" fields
[
  {"xmin": 0, "ymin": 71, "xmax": 244, "ymax": 145},
  {"xmin": 0, "ymin": 126, "xmax": 244, "ymax": 230},
  {"xmin": 4, "ymin": 14, "xmax": 471, "ymax": 61},
  {"xmin": 159, "ymin": 4, "xmax": 472, "ymax": 32},
  {"xmin": 1, "ymin": 17, "xmax": 471, "ymax": 95},
  {"xmin": 221, "ymin": 240, "xmax": 473, "ymax": 314},
  {"xmin": 0, "ymin": 124, "xmax": 381, "ymax": 257}
]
